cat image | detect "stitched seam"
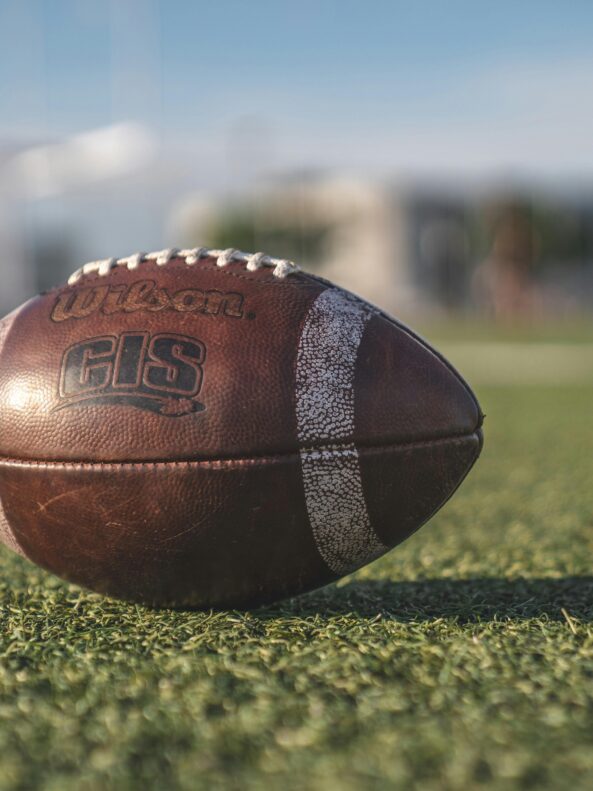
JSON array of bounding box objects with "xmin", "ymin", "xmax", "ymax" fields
[
  {"xmin": 68, "ymin": 248, "xmax": 301, "ymax": 286},
  {"xmin": 48, "ymin": 263, "xmax": 318, "ymax": 298},
  {"xmin": 0, "ymin": 431, "xmax": 481, "ymax": 469}
]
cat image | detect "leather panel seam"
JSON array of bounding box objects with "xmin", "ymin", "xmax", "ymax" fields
[{"xmin": 0, "ymin": 431, "xmax": 482, "ymax": 469}]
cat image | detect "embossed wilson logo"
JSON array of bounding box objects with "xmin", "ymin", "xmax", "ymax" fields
[
  {"xmin": 51, "ymin": 279, "xmax": 245, "ymax": 322},
  {"xmin": 55, "ymin": 332, "xmax": 206, "ymax": 416}
]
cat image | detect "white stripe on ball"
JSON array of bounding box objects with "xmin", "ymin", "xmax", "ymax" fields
[{"xmin": 296, "ymin": 288, "xmax": 387, "ymax": 575}]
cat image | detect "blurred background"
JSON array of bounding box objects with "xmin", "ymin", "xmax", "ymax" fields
[{"xmin": 1, "ymin": 0, "xmax": 593, "ymax": 386}]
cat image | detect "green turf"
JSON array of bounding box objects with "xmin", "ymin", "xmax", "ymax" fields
[
  {"xmin": 1, "ymin": 385, "xmax": 593, "ymax": 790},
  {"xmin": 416, "ymin": 317, "xmax": 593, "ymax": 344}
]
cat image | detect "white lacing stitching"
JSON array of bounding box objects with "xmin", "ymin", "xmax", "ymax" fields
[{"xmin": 68, "ymin": 247, "xmax": 300, "ymax": 285}]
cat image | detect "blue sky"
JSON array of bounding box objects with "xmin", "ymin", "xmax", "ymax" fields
[{"xmin": 1, "ymin": 0, "xmax": 593, "ymax": 181}]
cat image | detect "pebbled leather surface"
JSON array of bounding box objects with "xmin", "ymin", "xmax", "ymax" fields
[
  {"xmin": 0, "ymin": 259, "xmax": 325, "ymax": 462},
  {"xmin": 0, "ymin": 258, "xmax": 481, "ymax": 462},
  {"xmin": 355, "ymin": 314, "xmax": 480, "ymax": 443},
  {"xmin": 0, "ymin": 433, "xmax": 481, "ymax": 608},
  {"xmin": 0, "ymin": 254, "xmax": 484, "ymax": 607},
  {"xmin": 0, "ymin": 308, "xmax": 25, "ymax": 556}
]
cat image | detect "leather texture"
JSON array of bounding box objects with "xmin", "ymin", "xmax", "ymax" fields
[
  {"xmin": 0, "ymin": 254, "xmax": 484, "ymax": 608},
  {"xmin": 0, "ymin": 307, "xmax": 25, "ymax": 556}
]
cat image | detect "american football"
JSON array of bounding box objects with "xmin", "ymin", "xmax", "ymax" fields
[{"xmin": 0, "ymin": 247, "xmax": 483, "ymax": 608}]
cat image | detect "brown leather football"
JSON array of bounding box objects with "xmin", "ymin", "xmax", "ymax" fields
[{"xmin": 0, "ymin": 247, "xmax": 483, "ymax": 608}]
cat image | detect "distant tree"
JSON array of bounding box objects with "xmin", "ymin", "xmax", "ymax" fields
[{"xmin": 203, "ymin": 208, "xmax": 332, "ymax": 271}]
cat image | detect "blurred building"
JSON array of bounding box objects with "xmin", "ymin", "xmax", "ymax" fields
[
  {"xmin": 2, "ymin": 146, "xmax": 593, "ymax": 321},
  {"xmin": 171, "ymin": 175, "xmax": 417, "ymax": 316},
  {"xmin": 173, "ymin": 174, "xmax": 593, "ymax": 321}
]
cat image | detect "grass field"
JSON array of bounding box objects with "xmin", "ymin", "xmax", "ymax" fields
[{"xmin": 1, "ymin": 375, "xmax": 593, "ymax": 788}]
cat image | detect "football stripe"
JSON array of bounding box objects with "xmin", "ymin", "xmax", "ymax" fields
[
  {"xmin": 0, "ymin": 309, "xmax": 25, "ymax": 556},
  {"xmin": 296, "ymin": 288, "xmax": 387, "ymax": 575}
]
